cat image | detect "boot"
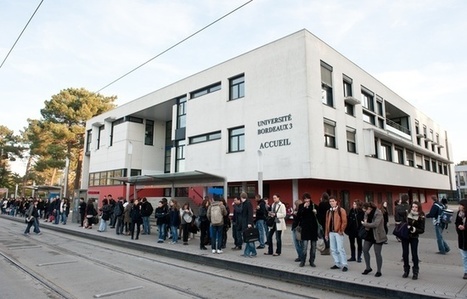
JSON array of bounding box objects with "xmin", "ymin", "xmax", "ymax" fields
[
  {"xmin": 402, "ymin": 266, "xmax": 410, "ymax": 278},
  {"xmin": 412, "ymin": 267, "xmax": 419, "ymax": 280}
]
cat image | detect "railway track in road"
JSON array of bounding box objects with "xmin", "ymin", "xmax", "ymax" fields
[{"xmin": 0, "ymin": 221, "xmax": 329, "ymax": 299}]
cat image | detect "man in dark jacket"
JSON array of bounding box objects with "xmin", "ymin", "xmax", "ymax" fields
[
  {"xmin": 426, "ymin": 195, "xmax": 450, "ymax": 254},
  {"xmin": 232, "ymin": 197, "xmax": 243, "ymax": 250},
  {"xmin": 240, "ymin": 192, "xmax": 256, "ymax": 257},
  {"xmin": 296, "ymin": 192, "xmax": 319, "ymax": 267},
  {"xmin": 141, "ymin": 197, "xmax": 154, "ymax": 235},
  {"xmin": 317, "ymin": 192, "xmax": 331, "ymax": 255},
  {"xmin": 255, "ymin": 194, "xmax": 268, "ymax": 249}
]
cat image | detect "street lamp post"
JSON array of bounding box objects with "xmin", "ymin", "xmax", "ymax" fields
[{"xmin": 257, "ymin": 150, "xmax": 263, "ymax": 197}]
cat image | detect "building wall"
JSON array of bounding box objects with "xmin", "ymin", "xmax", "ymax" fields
[{"xmin": 82, "ymin": 29, "xmax": 454, "ymax": 206}]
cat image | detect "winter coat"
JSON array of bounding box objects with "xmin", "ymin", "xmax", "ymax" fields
[
  {"xmin": 296, "ymin": 202, "xmax": 319, "ymax": 241},
  {"xmin": 325, "ymin": 207, "xmax": 347, "ymax": 237},
  {"xmin": 394, "ymin": 203, "xmax": 410, "ymax": 223},
  {"xmin": 270, "ymin": 202, "xmax": 287, "ymax": 231},
  {"xmin": 345, "ymin": 207, "xmax": 364, "ymax": 238},
  {"xmin": 407, "ymin": 211, "xmax": 425, "ymax": 239},
  {"xmin": 362, "ymin": 208, "xmax": 388, "ymax": 244}
]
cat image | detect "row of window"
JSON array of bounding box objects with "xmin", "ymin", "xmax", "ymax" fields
[
  {"xmin": 320, "ymin": 61, "xmax": 444, "ymax": 154},
  {"xmin": 323, "ymin": 117, "xmax": 448, "ymax": 174},
  {"xmin": 88, "ymin": 169, "xmax": 142, "ymax": 186}
]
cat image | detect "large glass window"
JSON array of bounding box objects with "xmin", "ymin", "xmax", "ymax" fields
[
  {"xmin": 321, "ymin": 61, "xmax": 333, "ymax": 107},
  {"xmin": 97, "ymin": 125, "xmax": 104, "ymax": 149},
  {"xmin": 343, "ymin": 76, "xmax": 352, "ymax": 97},
  {"xmin": 190, "ymin": 82, "xmax": 221, "ymax": 99},
  {"xmin": 164, "ymin": 121, "xmax": 172, "ymax": 173},
  {"xmin": 361, "ymin": 88, "xmax": 374, "ymax": 112},
  {"xmin": 229, "ymin": 126, "xmax": 245, "ymax": 153},
  {"xmin": 86, "ymin": 129, "xmax": 92, "ymax": 153},
  {"xmin": 177, "ymin": 96, "xmax": 187, "ymax": 129},
  {"xmin": 110, "ymin": 117, "xmax": 124, "ymax": 146},
  {"xmin": 395, "ymin": 147, "xmax": 404, "ymax": 164},
  {"xmin": 229, "ymin": 74, "xmax": 245, "ymax": 100},
  {"xmin": 324, "ymin": 119, "xmax": 336, "ymax": 148},
  {"xmin": 346, "ymin": 128, "xmax": 356, "ymax": 153},
  {"xmin": 175, "ymin": 139, "xmax": 186, "ymax": 172},
  {"xmin": 406, "ymin": 150, "xmax": 414, "ymax": 167},
  {"xmin": 145, "ymin": 120, "xmax": 154, "ymax": 145},
  {"xmin": 189, "ymin": 131, "xmax": 221, "ymax": 144},
  {"xmin": 380, "ymin": 142, "xmax": 392, "ymax": 162}
]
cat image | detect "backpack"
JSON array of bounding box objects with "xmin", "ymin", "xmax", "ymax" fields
[
  {"xmin": 210, "ymin": 204, "xmax": 223, "ymax": 225},
  {"xmin": 440, "ymin": 208, "xmax": 453, "ymax": 224}
]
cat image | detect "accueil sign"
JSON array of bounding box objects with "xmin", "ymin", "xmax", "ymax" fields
[{"xmin": 257, "ymin": 114, "xmax": 293, "ymax": 150}]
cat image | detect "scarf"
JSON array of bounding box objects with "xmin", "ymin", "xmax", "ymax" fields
[{"xmin": 408, "ymin": 211, "xmax": 419, "ymax": 221}]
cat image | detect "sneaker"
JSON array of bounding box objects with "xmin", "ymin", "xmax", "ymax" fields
[
  {"xmin": 256, "ymin": 245, "xmax": 265, "ymax": 249},
  {"xmin": 375, "ymin": 272, "xmax": 382, "ymax": 277},
  {"xmin": 342, "ymin": 266, "xmax": 348, "ymax": 272},
  {"xmin": 23, "ymin": 232, "xmax": 30, "ymax": 236},
  {"xmin": 157, "ymin": 240, "xmax": 163, "ymax": 243},
  {"xmin": 216, "ymin": 249, "xmax": 223, "ymax": 254},
  {"xmin": 294, "ymin": 258, "xmax": 301, "ymax": 262},
  {"xmin": 347, "ymin": 257, "xmax": 356, "ymax": 262},
  {"xmin": 212, "ymin": 249, "xmax": 216, "ymax": 253},
  {"xmin": 463, "ymin": 273, "xmax": 467, "ymax": 279},
  {"xmin": 330, "ymin": 265, "xmax": 339, "ymax": 270}
]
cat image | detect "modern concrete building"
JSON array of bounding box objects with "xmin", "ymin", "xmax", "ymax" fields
[
  {"xmin": 82, "ymin": 29, "xmax": 454, "ymax": 212},
  {"xmin": 455, "ymin": 165, "xmax": 467, "ymax": 200}
]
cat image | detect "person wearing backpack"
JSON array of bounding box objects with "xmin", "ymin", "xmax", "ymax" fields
[
  {"xmin": 455, "ymin": 199, "xmax": 467, "ymax": 279},
  {"xmin": 207, "ymin": 197, "xmax": 227, "ymax": 254},
  {"xmin": 426, "ymin": 195, "xmax": 451, "ymax": 254}
]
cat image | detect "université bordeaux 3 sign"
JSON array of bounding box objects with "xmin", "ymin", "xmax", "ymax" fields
[{"xmin": 257, "ymin": 113, "xmax": 293, "ymax": 150}]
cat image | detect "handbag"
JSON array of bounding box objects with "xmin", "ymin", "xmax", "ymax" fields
[
  {"xmin": 393, "ymin": 222, "xmax": 409, "ymax": 240},
  {"xmin": 266, "ymin": 204, "xmax": 281, "ymax": 227},
  {"xmin": 358, "ymin": 226, "xmax": 368, "ymax": 239},
  {"xmin": 25, "ymin": 216, "xmax": 34, "ymax": 223},
  {"xmin": 295, "ymin": 225, "xmax": 302, "ymax": 241},
  {"xmin": 243, "ymin": 227, "xmax": 259, "ymax": 243},
  {"xmin": 317, "ymin": 238, "xmax": 325, "ymax": 252}
]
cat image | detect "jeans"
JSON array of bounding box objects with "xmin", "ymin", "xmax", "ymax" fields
[
  {"xmin": 142, "ymin": 216, "xmax": 150, "ymax": 234},
  {"xmin": 158, "ymin": 223, "xmax": 167, "ymax": 241},
  {"xmin": 434, "ymin": 224, "xmax": 450, "ymax": 253},
  {"xmin": 232, "ymin": 225, "xmax": 243, "ymax": 247},
  {"xmin": 460, "ymin": 249, "xmax": 467, "ymax": 274},
  {"xmin": 402, "ymin": 237, "xmax": 419, "ymax": 272},
  {"xmin": 292, "ymin": 228, "xmax": 303, "ymax": 259},
  {"xmin": 301, "ymin": 240, "xmax": 316, "ymax": 263},
  {"xmin": 348, "ymin": 235, "xmax": 363, "ymax": 260},
  {"xmin": 256, "ymin": 219, "xmax": 267, "ymax": 247},
  {"xmin": 267, "ymin": 224, "xmax": 282, "ymax": 255},
  {"xmin": 98, "ymin": 218, "xmax": 107, "ymax": 231},
  {"xmin": 244, "ymin": 241, "xmax": 257, "ymax": 256},
  {"xmin": 54, "ymin": 210, "xmax": 60, "ymax": 224},
  {"xmin": 211, "ymin": 225, "xmax": 224, "ymax": 250},
  {"xmin": 170, "ymin": 225, "xmax": 179, "ymax": 243},
  {"xmin": 329, "ymin": 232, "xmax": 348, "ymax": 267},
  {"xmin": 25, "ymin": 217, "xmax": 41, "ymax": 234},
  {"xmin": 116, "ymin": 217, "xmax": 124, "ymax": 235},
  {"xmin": 60, "ymin": 213, "xmax": 68, "ymax": 224}
]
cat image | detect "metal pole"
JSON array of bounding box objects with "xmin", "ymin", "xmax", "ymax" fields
[
  {"xmin": 257, "ymin": 150, "xmax": 263, "ymax": 197},
  {"xmin": 126, "ymin": 141, "xmax": 133, "ymax": 202}
]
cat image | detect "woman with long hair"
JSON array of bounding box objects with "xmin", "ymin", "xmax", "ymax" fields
[
  {"xmin": 345, "ymin": 200, "xmax": 364, "ymax": 262},
  {"xmin": 198, "ymin": 198, "xmax": 211, "ymax": 250},
  {"xmin": 401, "ymin": 201, "xmax": 425, "ymax": 280},
  {"xmin": 361, "ymin": 202, "xmax": 387, "ymax": 277},
  {"xmin": 169, "ymin": 200, "xmax": 181, "ymax": 244}
]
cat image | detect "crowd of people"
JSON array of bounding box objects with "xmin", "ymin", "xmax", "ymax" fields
[{"xmin": 3, "ymin": 191, "xmax": 467, "ymax": 280}]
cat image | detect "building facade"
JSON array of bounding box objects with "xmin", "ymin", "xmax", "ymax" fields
[
  {"xmin": 455, "ymin": 165, "xmax": 467, "ymax": 200},
  {"xmin": 82, "ymin": 29, "xmax": 454, "ymax": 212}
]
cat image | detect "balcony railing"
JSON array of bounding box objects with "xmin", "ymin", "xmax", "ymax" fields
[{"xmin": 386, "ymin": 119, "xmax": 410, "ymax": 135}]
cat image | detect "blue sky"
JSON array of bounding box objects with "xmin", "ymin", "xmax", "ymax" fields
[{"xmin": 1, "ymin": 0, "xmax": 466, "ymax": 174}]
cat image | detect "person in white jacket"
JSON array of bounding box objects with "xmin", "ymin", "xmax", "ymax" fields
[{"xmin": 264, "ymin": 194, "xmax": 287, "ymax": 256}]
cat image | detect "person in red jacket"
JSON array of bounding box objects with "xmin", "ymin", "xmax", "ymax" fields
[{"xmin": 325, "ymin": 196, "xmax": 348, "ymax": 272}]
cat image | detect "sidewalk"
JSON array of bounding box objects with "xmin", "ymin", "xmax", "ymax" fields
[{"xmin": 3, "ymin": 215, "xmax": 467, "ymax": 299}]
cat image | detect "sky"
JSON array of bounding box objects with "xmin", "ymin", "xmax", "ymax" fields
[{"xmin": 1, "ymin": 0, "xmax": 466, "ymax": 175}]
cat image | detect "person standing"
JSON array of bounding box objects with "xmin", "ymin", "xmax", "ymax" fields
[
  {"xmin": 207, "ymin": 198, "xmax": 228, "ymax": 253},
  {"xmin": 168, "ymin": 200, "xmax": 181, "ymax": 244},
  {"xmin": 240, "ymin": 192, "xmax": 257, "ymax": 257},
  {"xmin": 180, "ymin": 203, "xmax": 194, "ymax": 245},
  {"xmin": 345, "ymin": 200, "xmax": 364, "ymax": 263},
  {"xmin": 130, "ymin": 199, "xmax": 143, "ymax": 240},
  {"xmin": 264, "ymin": 194, "xmax": 286, "ymax": 256},
  {"xmin": 231, "ymin": 197, "xmax": 243, "ymax": 250},
  {"xmin": 325, "ymin": 196, "xmax": 348, "ymax": 272},
  {"xmin": 198, "ymin": 198, "xmax": 210, "ymax": 250},
  {"xmin": 155, "ymin": 198, "xmax": 169, "ymax": 243},
  {"xmin": 114, "ymin": 197, "xmax": 125, "ymax": 235},
  {"xmin": 296, "ymin": 192, "xmax": 318, "ymax": 267},
  {"xmin": 401, "ymin": 201, "xmax": 425, "ymax": 280},
  {"xmin": 141, "ymin": 197, "xmax": 154, "ymax": 235},
  {"xmin": 318, "ymin": 192, "xmax": 331, "ymax": 255},
  {"xmin": 455, "ymin": 199, "xmax": 467, "ymax": 279},
  {"xmin": 60, "ymin": 198, "xmax": 70, "ymax": 225},
  {"xmin": 381, "ymin": 201, "xmax": 389, "ymax": 235},
  {"xmin": 255, "ymin": 194, "xmax": 268, "ymax": 249},
  {"xmin": 78, "ymin": 197, "xmax": 86, "ymax": 227},
  {"xmin": 85, "ymin": 199, "xmax": 97, "ymax": 229},
  {"xmin": 98, "ymin": 198, "xmax": 111, "ymax": 232},
  {"xmin": 291, "ymin": 198, "xmax": 304, "ymax": 262},
  {"xmin": 426, "ymin": 195, "xmax": 450, "ymax": 254},
  {"xmin": 361, "ymin": 202, "xmax": 387, "ymax": 277}
]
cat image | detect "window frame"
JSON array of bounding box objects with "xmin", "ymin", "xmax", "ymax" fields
[
  {"xmin": 324, "ymin": 119, "xmax": 336, "ymax": 149},
  {"xmin": 229, "ymin": 74, "xmax": 245, "ymax": 101},
  {"xmin": 346, "ymin": 127, "xmax": 356, "ymax": 153},
  {"xmin": 320, "ymin": 61, "xmax": 334, "ymax": 107},
  {"xmin": 228, "ymin": 126, "xmax": 245, "ymax": 153}
]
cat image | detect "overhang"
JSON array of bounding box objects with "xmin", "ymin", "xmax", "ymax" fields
[{"xmin": 113, "ymin": 170, "xmax": 226, "ymax": 188}]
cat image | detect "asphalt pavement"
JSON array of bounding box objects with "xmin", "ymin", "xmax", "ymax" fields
[{"xmin": 3, "ymin": 214, "xmax": 467, "ymax": 299}]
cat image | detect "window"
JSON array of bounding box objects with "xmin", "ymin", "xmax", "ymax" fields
[
  {"xmin": 110, "ymin": 118, "xmax": 124, "ymax": 146},
  {"xmin": 416, "ymin": 154, "xmax": 423, "ymax": 169},
  {"xmin": 345, "ymin": 102, "xmax": 355, "ymax": 116},
  {"xmin": 376, "ymin": 97, "xmax": 383, "ymax": 116},
  {"xmin": 125, "ymin": 116, "xmax": 143, "ymax": 123},
  {"xmin": 175, "ymin": 139, "xmax": 186, "ymax": 172},
  {"xmin": 432, "ymin": 161, "xmax": 437, "ymax": 173},
  {"xmin": 97, "ymin": 125, "xmax": 104, "ymax": 149},
  {"xmin": 425, "ymin": 159, "xmax": 430, "ymax": 171},
  {"xmin": 321, "ymin": 61, "xmax": 333, "ymax": 107},
  {"xmin": 86, "ymin": 129, "xmax": 92, "ymax": 153},
  {"xmin": 395, "ymin": 147, "xmax": 404, "ymax": 164},
  {"xmin": 361, "ymin": 88, "xmax": 374, "ymax": 112},
  {"xmin": 380, "ymin": 142, "xmax": 392, "ymax": 162},
  {"xmin": 346, "ymin": 128, "xmax": 356, "ymax": 153},
  {"xmin": 145, "ymin": 120, "xmax": 154, "ymax": 145},
  {"xmin": 229, "ymin": 126, "xmax": 245, "ymax": 153},
  {"xmin": 177, "ymin": 96, "xmax": 187, "ymax": 129},
  {"xmin": 324, "ymin": 119, "xmax": 336, "ymax": 148},
  {"xmin": 406, "ymin": 150, "xmax": 414, "ymax": 167},
  {"xmin": 164, "ymin": 121, "xmax": 172, "ymax": 173},
  {"xmin": 189, "ymin": 131, "xmax": 221, "ymax": 144},
  {"xmin": 363, "ymin": 111, "xmax": 375, "ymax": 125},
  {"xmin": 415, "ymin": 121, "xmax": 421, "ymax": 146},
  {"xmin": 229, "ymin": 74, "xmax": 245, "ymax": 100},
  {"xmin": 190, "ymin": 82, "xmax": 221, "ymax": 99},
  {"xmin": 343, "ymin": 76, "xmax": 352, "ymax": 97}
]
